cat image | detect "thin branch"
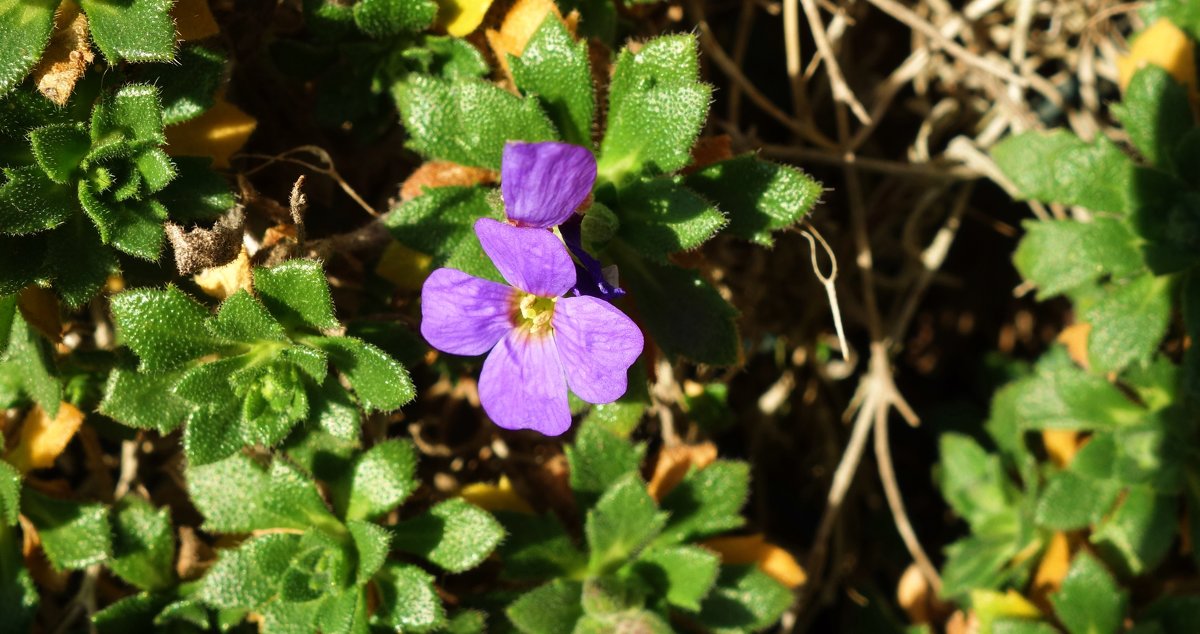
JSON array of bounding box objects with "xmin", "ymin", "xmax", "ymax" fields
[
  {"xmin": 799, "ymin": 0, "xmax": 872, "ymax": 124},
  {"xmin": 237, "ymin": 146, "xmax": 379, "ymax": 218}
]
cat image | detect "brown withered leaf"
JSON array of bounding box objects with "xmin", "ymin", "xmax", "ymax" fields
[
  {"xmin": 683, "ymin": 135, "xmax": 734, "ymax": 175},
  {"xmin": 17, "ymin": 287, "xmax": 62, "ymax": 344},
  {"xmin": 166, "ymin": 208, "xmax": 245, "ymax": 276},
  {"xmin": 173, "ymin": 0, "xmax": 220, "ymax": 41},
  {"xmin": 33, "ymin": 1, "xmax": 95, "ymax": 106},
  {"xmin": 400, "ymin": 161, "xmax": 497, "ymax": 202}
]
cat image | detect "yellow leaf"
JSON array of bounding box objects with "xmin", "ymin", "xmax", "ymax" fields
[
  {"xmin": 165, "ymin": 95, "xmax": 257, "ymax": 169},
  {"xmin": 32, "ymin": 1, "xmax": 94, "ymax": 106},
  {"xmin": 702, "ymin": 534, "xmax": 807, "ymax": 589},
  {"xmin": 173, "ymin": 0, "xmax": 220, "ymax": 41},
  {"xmin": 970, "ymin": 588, "xmax": 1042, "ymax": 633},
  {"xmin": 193, "ymin": 246, "xmax": 253, "ymax": 300},
  {"xmin": 459, "ymin": 476, "xmax": 534, "ymax": 514},
  {"xmin": 376, "ymin": 242, "xmax": 434, "ymax": 291},
  {"xmin": 1117, "ymin": 19, "xmax": 1198, "ymax": 100},
  {"xmin": 5, "ymin": 403, "xmax": 85, "ymax": 474},
  {"xmin": 646, "ymin": 442, "xmax": 717, "ymax": 501},
  {"xmin": 436, "ymin": 0, "xmax": 495, "ymax": 37}
]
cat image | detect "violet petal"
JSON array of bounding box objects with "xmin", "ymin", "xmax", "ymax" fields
[
  {"xmin": 420, "ymin": 268, "xmax": 514, "ymax": 356},
  {"xmin": 560, "ymin": 215, "xmax": 625, "ymax": 300},
  {"xmin": 552, "ymin": 296, "xmax": 643, "ymax": 404},
  {"xmin": 475, "ymin": 218, "xmax": 574, "ymax": 297},
  {"xmin": 501, "ymin": 142, "xmax": 597, "ymax": 228},
  {"xmin": 478, "ymin": 330, "xmax": 572, "ymax": 435}
]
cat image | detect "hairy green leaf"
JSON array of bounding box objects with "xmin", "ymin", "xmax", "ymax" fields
[
  {"xmin": 0, "ymin": 0, "xmax": 57, "ymax": 95},
  {"xmin": 685, "ymin": 154, "xmax": 822, "ymax": 246},
  {"xmin": 109, "ymin": 496, "xmax": 175, "ymax": 592},
  {"xmin": 507, "ymin": 579, "xmax": 583, "ymax": 634},
  {"xmin": 1051, "ymin": 551, "xmax": 1127, "ymax": 634},
  {"xmin": 392, "ymin": 498, "xmax": 504, "ymax": 573},
  {"xmin": 197, "ymin": 533, "xmax": 301, "ymax": 609},
  {"xmin": 373, "ymin": 562, "xmax": 446, "ymax": 631},
  {"xmin": 341, "ymin": 439, "xmax": 418, "ymax": 521},
  {"xmin": 656, "ymin": 461, "xmax": 748, "ymax": 544},
  {"xmin": 617, "ymin": 177, "xmax": 726, "ymax": 259},
  {"xmin": 509, "ymin": 15, "xmax": 595, "ymax": 146},
  {"xmin": 311, "ymin": 335, "xmax": 414, "ymax": 412},
  {"xmin": 253, "ymin": 259, "xmax": 340, "ymax": 331},
  {"xmin": 634, "ymin": 544, "xmax": 721, "ymax": 611},
  {"xmin": 79, "ymin": 0, "xmax": 176, "ymax": 63},
  {"xmin": 111, "ymin": 286, "xmax": 222, "ymax": 372},
  {"xmin": 21, "ymin": 489, "xmax": 111, "ymax": 570},
  {"xmin": 1014, "ymin": 218, "xmax": 1144, "ymax": 299}
]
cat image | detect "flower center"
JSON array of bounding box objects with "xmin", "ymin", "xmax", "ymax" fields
[{"xmin": 514, "ymin": 293, "xmax": 557, "ymax": 335}]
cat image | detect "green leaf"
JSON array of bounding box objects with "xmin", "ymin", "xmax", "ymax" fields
[
  {"xmin": 392, "ymin": 498, "xmax": 504, "ymax": 573},
  {"xmin": 937, "ymin": 433, "xmax": 1015, "ymax": 530},
  {"xmin": 575, "ymin": 610, "xmax": 673, "ymax": 634},
  {"xmin": 617, "ymin": 254, "xmax": 740, "ymax": 365},
  {"xmin": 696, "ymin": 565, "xmax": 793, "ymax": 634},
  {"xmin": 633, "ymin": 544, "xmax": 721, "ymax": 611},
  {"xmin": 598, "ymin": 35, "xmax": 710, "ymax": 183},
  {"xmin": 684, "ymin": 154, "xmax": 822, "ymax": 246},
  {"xmin": 156, "ymin": 599, "xmax": 211, "ymax": 629},
  {"xmin": 135, "ymin": 147, "xmax": 176, "ymax": 193},
  {"xmin": 585, "ymin": 473, "xmax": 666, "ymax": 573},
  {"xmin": 209, "ymin": 290, "xmax": 288, "ymax": 343},
  {"xmin": 340, "ymin": 439, "xmax": 418, "ymax": 521},
  {"xmin": 197, "ymin": 533, "xmax": 301, "ymax": 609},
  {"xmin": 565, "ymin": 418, "xmax": 643, "ymax": 510},
  {"xmin": 0, "ymin": 460, "xmax": 18, "ymax": 526},
  {"xmin": 0, "ymin": 521, "xmax": 37, "ymax": 633},
  {"xmin": 29, "ymin": 122, "xmax": 90, "ymax": 184},
  {"xmin": 1084, "ymin": 274, "xmax": 1172, "ymax": 374},
  {"xmin": 90, "ymin": 83, "xmax": 167, "ymax": 144},
  {"xmin": 496, "ymin": 512, "xmax": 587, "ymax": 581},
  {"xmin": 383, "ymin": 186, "xmax": 504, "ymax": 282},
  {"xmin": 188, "ymin": 454, "xmax": 341, "ymax": 534},
  {"xmin": 506, "ymin": 579, "xmax": 583, "ymax": 634},
  {"xmin": 253, "ymin": 259, "xmax": 339, "ymax": 331},
  {"xmin": 352, "ymin": 0, "xmax": 437, "ymax": 36},
  {"xmin": 310, "ymin": 372, "xmax": 361, "ymax": 441},
  {"xmin": 0, "ymin": 294, "xmax": 14, "ymax": 356},
  {"xmin": 656, "ymin": 461, "xmax": 748, "ymax": 544},
  {"xmin": 395, "ymin": 75, "xmax": 557, "ymax": 170},
  {"xmin": 992, "ymin": 130, "xmax": 1137, "ymax": 215},
  {"xmin": 311, "ymin": 336, "xmax": 414, "ymax": 412},
  {"xmin": 21, "ymin": 489, "xmax": 111, "ymax": 570},
  {"xmin": 0, "ymin": 165, "xmax": 76, "ymax": 235},
  {"xmin": 78, "ymin": 186, "xmax": 168, "ymax": 261},
  {"xmin": 1012, "ymin": 347, "xmax": 1143, "ymax": 431},
  {"xmin": 347, "ymin": 520, "xmax": 390, "ymax": 583},
  {"xmin": 1035, "ymin": 470, "xmax": 1120, "ymax": 530},
  {"xmin": 509, "ymin": 15, "xmax": 595, "ymax": 146},
  {"xmin": 1, "ymin": 312, "xmax": 61, "ymax": 415},
  {"xmin": 157, "ymin": 156, "xmax": 235, "ymax": 221},
  {"xmin": 1013, "ymin": 218, "xmax": 1144, "ymax": 299},
  {"xmin": 92, "ymin": 592, "xmax": 167, "ymax": 633},
  {"xmin": 279, "ymin": 530, "xmax": 352, "ymax": 603},
  {"xmin": 111, "ymin": 286, "xmax": 222, "ymax": 372},
  {"xmin": 616, "ymin": 177, "xmax": 726, "ymax": 259},
  {"xmin": 1115, "ymin": 65, "xmax": 1194, "ymax": 173},
  {"xmin": 372, "ymin": 562, "xmax": 446, "ymax": 631},
  {"xmin": 0, "ymin": 0, "xmax": 55, "ymax": 93},
  {"xmin": 79, "ymin": 0, "xmax": 176, "ymax": 63},
  {"xmin": 46, "ymin": 215, "xmax": 118, "ymax": 307},
  {"xmin": 1051, "ymin": 551, "xmax": 1127, "ymax": 634},
  {"xmin": 145, "ymin": 45, "xmax": 227, "ymax": 125},
  {"xmin": 315, "ymin": 587, "xmax": 370, "ymax": 634},
  {"xmin": 177, "ymin": 359, "xmax": 244, "ymax": 465},
  {"xmin": 1091, "ymin": 485, "xmax": 1176, "ymax": 576},
  {"xmin": 109, "ymin": 496, "xmax": 175, "ymax": 592}
]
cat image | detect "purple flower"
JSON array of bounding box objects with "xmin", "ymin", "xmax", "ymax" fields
[
  {"xmin": 501, "ymin": 141, "xmax": 596, "ymax": 228},
  {"xmin": 420, "ymin": 218, "xmax": 644, "ymax": 436}
]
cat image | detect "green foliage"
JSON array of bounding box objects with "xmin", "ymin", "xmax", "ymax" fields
[
  {"xmin": 21, "ymin": 489, "xmax": 111, "ymax": 570},
  {"xmin": 106, "ymin": 260, "xmax": 413, "ymax": 465},
  {"xmin": 0, "ymin": 82, "xmax": 233, "ymax": 305},
  {"xmin": 496, "ymin": 420, "xmax": 789, "ymax": 633},
  {"xmin": 509, "ymin": 16, "xmax": 595, "ymax": 146}
]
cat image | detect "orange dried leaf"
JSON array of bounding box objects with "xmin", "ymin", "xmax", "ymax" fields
[
  {"xmin": 1057, "ymin": 322, "xmax": 1091, "ymax": 370},
  {"xmin": 436, "ymin": 0, "xmax": 495, "ymax": 37},
  {"xmin": 702, "ymin": 534, "xmax": 807, "ymax": 589},
  {"xmin": 1042, "ymin": 429, "xmax": 1082, "ymax": 468},
  {"xmin": 400, "ymin": 161, "xmax": 496, "ymax": 202},
  {"xmin": 1118, "ymin": 19, "xmax": 1198, "ymax": 99},
  {"xmin": 485, "ymin": 0, "xmax": 577, "ymax": 80},
  {"xmin": 165, "ymin": 96, "xmax": 257, "ymax": 169},
  {"xmin": 32, "ymin": 1, "xmax": 94, "ymax": 106},
  {"xmin": 1030, "ymin": 532, "xmax": 1073, "ymax": 611},
  {"xmin": 376, "ymin": 241, "xmax": 434, "ymax": 291},
  {"xmin": 6, "ymin": 403, "xmax": 85, "ymax": 474},
  {"xmin": 193, "ymin": 246, "xmax": 253, "ymax": 300},
  {"xmin": 897, "ymin": 563, "xmax": 933, "ymax": 625},
  {"xmin": 459, "ymin": 476, "xmax": 534, "ymax": 514},
  {"xmin": 684, "ymin": 135, "xmax": 734, "ymax": 174},
  {"xmin": 647, "ymin": 442, "xmax": 717, "ymax": 500},
  {"xmin": 17, "ymin": 286, "xmax": 62, "ymax": 344},
  {"xmin": 173, "ymin": 0, "xmax": 220, "ymax": 41}
]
